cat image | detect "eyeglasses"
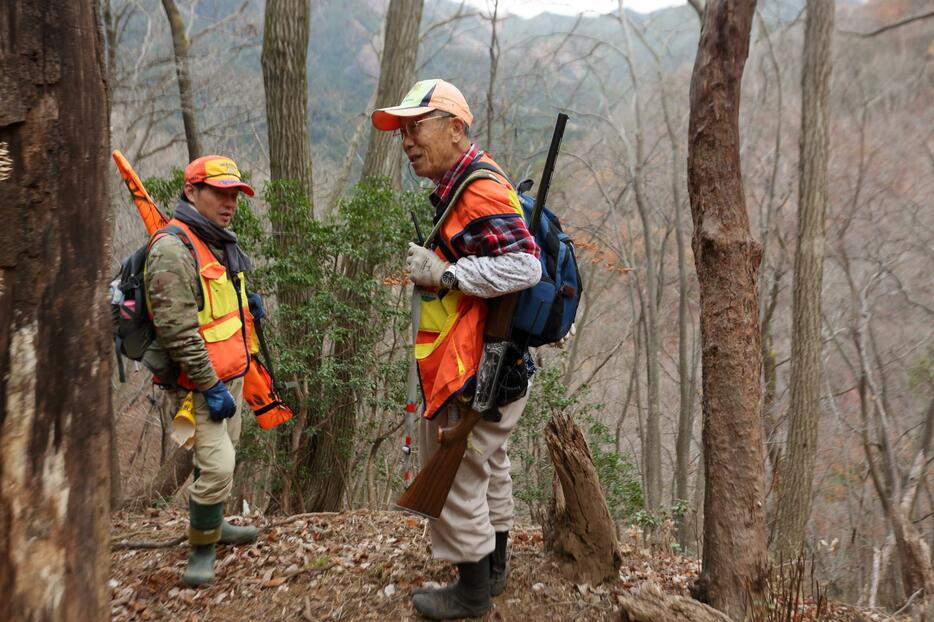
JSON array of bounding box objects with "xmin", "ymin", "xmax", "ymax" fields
[{"xmin": 398, "ymin": 113, "xmax": 453, "ymax": 139}]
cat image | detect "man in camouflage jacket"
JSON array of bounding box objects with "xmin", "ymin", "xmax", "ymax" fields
[{"xmin": 145, "ymin": 155, "xmax": 259, "ymax": 587}]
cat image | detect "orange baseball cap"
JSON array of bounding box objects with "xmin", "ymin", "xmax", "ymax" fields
[
  {"xmin": 371, "ymin": 79, "xmax": 474, "ymax": 131},
  {"xmin": 184, "ymin": 155, "xmax": 255, "ymax": 197}
]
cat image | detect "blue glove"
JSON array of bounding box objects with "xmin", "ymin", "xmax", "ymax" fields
[
  {"xmin": 247, "ymin": 292, "xmax": 266, "ymax": 320},
  {"xmin": 203, "ymin": 381, "xmax": 237, "ymax": 422}
]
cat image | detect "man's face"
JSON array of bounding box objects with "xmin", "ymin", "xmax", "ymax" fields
[
  {"xmin": 401, "ymin": 112, "xmax": 464, "ymax": 180},
  {"xmin": 186, "ymin": 183, "xmax": 239, "ymax": 228}
]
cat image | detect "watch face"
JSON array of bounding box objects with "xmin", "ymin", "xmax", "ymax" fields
[{"xmin": 441, "ymin": 269, "xmax": 456, "ymax": 288}]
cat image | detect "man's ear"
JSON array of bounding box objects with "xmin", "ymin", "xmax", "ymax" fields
[
  {"xmin": 452, "ymin": 118, "xmax": 467, "ymax": 142},
  {"xmin": 183, "ymin": 181, "xmax": 197, "ymax": 203}
]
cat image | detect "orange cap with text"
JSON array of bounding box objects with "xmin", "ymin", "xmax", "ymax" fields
[{"xmin": 184, "ymin": 155, "xmax": 255, "ymax": 197}]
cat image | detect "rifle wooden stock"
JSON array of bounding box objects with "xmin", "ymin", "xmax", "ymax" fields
[
  {"xmin": 393, "ymin": 407, "xmax": 482, "ymax": 519},
  {"xmin": 483, "ymin": 292, "xmax": 518, "ymax": 341},
  {"xmin": 393, "ymin": 293, "xmax": 516, "ymax": 519}
]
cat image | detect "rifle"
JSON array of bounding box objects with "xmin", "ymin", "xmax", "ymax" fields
[{"xmin": 394, "ymin": 112, "xmax": 570, "ymax": 520}]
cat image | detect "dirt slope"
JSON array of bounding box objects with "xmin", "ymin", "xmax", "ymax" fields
[{"xmin": 110, "ymin": 509, "xmax": 871, "ymax": 621}]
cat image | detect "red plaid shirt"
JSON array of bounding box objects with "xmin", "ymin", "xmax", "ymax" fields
[{"xmin": 431, "ymin": 145, "xmax": 540, "ymax": 259}]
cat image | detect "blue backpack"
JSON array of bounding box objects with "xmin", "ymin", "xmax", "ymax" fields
[
  {"xmin": 511, "ymin": 179, "xmax": 582, "ymax": 347},
  {"xmin": 448, "ymin": 161, "xmax": 582, "ymax": 348}
]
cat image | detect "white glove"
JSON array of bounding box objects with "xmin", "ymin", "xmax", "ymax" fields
[{"xmin": 406, "ymin": 242, "xmax": 450, "ymax": 287}]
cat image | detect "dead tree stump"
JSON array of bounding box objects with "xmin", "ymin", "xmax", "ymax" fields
[
  {"xmin": 619, "ymin": 583, "xmax": 732, "ymax": 622},
  {"xmin": 544, "ymin": 412, "xmax": 622, "ymax": 585}
]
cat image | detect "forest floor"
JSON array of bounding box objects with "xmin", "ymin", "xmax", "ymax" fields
[{"xmin": 109, "ymin": 509, "xmax": 889, "ymax": 622}]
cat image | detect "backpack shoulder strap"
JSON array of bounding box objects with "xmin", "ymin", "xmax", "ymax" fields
[{"xmin": 424, "ymin": 169, "xmax": 501, "ymax": 248}]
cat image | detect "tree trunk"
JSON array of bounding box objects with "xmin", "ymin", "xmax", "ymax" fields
[
  {"xmin": 262, "ymin": 0, "xmax": 315, "ymax": 207},
  {"xmin": 161, "ymin": 0, "xmax": 202, "ymax": 161},
  {"xmin": 543, "ymin": 412, "xmax": 621, "ymax": 585},
  {"xmin": 659, "ymin": 65, "xmax": 694, "ymax": 550},
  {"xmin": 686, "ymin": 0, "xmax": 769, "ymax": 618},
  {"xmin": 485, "ymin": 0, "xmax": 500, "ymax": 149},
  {"xmin": 773, "ymin": 0, "xmax": 834, "ymax": 559},
  {"xmin": 619, "ymin": 4, "xmax": 662, "ymax": 513},
  {"xmin": 361, "ymin": 0, "xmax": 423, "ymax": 186},
  {"xmin": 262, "ymin": 0, "xmax": 317, "ymax": 514},
  {"xmin": 111, "ymin": 408, "xmax": 122, "ymax": 509},
  {"xmin": 0, "ymin": 0, "xmax": 111, "ymax": 619}
]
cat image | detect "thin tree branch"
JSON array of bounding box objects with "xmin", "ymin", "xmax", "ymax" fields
[{"xmin": 839, "ymin": 10, "xmax": 934, "ymax": 37}]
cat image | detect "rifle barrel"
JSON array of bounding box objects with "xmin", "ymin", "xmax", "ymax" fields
[{"xmin": 529, "ymin": 113, "xmax": 569, "ymax": 233}]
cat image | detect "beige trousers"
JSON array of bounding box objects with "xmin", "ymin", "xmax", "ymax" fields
[
  {"xmin": 418, "ymin": 387, "xmax": 530, "ymax": 563},
  {"xmin": 175, "ymin": 378, "xmax": 244, "ymax": 506}
]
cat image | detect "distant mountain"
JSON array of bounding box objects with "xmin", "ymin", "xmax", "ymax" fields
[{"xmin": 157, "ymin": 0, "xmax": 810, "ymax": 171}]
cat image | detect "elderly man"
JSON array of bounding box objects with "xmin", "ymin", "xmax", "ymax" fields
[
  {"xmin": 145, "ymin": 155, "xmax": 260, "ymax": 586},
  {"xmin": 372, "ymin": 79, "xmax": 541, "ymax": 619}
]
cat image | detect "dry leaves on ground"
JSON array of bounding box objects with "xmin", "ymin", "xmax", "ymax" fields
[{"xmin": 110, "ymin": 509, "xmax": 878, "ymax": 621}]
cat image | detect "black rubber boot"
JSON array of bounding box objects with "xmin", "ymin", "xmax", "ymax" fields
[
  {"xmin": 490, "ymin": 531, "xmax": 509, "ymax": 597},
  {"xmin": 219, "ymin": 519, "xmax": 258, "ymax": 545},
  {"xmin": 183, "ymin": 499, "xmax": 224, "ymax": 587},
  {"xmin": 412, "ymin": 557, "xmax": 491, "ymax": 620}
]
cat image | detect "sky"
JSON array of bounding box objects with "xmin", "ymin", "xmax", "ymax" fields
[{"xmin": 461, "ymin": 0, "xmax": 686, "ymax": 19}]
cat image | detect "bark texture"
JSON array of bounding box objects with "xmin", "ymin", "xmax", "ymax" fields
[
  {"xmin": 619, "ymin": 582, "xmax": 732, "ymax": 622},
  {"xmin": 361, "ymin": 0, "xmax": 423, "ymax": 186},
  {"xmin": 161, "ymin": 0, "xmax": 202, "ymax": 161},
  {"xmin": 773, "ymin": 0, "xmax": 834, "ymax": 559},
  {"xmin": 0, "ymin": 1, "xmax": 112, "ymax": 619},
  {"xmin": 262, "ymin": 0, "xmax": 315, "ymax": 206},
  {"xmin": 544, "ymin": 412, "xmax": 621, "ymax": 585},
  {"xmin": 686, "ymin": 0, "xmax": 769, "ymax": 618}
]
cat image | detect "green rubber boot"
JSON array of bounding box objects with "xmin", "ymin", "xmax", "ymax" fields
[
  {"xmin": 219, "ymin": 519, "xmax": 258, "ymax": 545},
  {"xmin": 412, "ymin": 557, "xmax": 491, "ymax": 620},
  {"xmin": 183, "ymin": 499, "xmax": 224, "ymax": 587}
]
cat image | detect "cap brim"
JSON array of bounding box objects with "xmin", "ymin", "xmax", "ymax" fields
[
  {"xmin": 371, "ymin": 106, "xmax": 436, "ymax": 131},
  {"xmin": 205, "ymin": 178, "xmax": 255, "ymax": 197}
]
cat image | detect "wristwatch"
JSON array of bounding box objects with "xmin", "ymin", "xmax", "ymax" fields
[{"xmin": 440, "ymin": 264, "xmax": 457, "ymax": 290}]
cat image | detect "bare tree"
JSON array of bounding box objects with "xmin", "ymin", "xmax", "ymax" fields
[
  {"xmin": 0, "ymin": 0, "xmax": 112, "ymax": 618},
  {"xmin": 161, "ymin": 0, "xmax": 202, "ymax": 160},
  {"xmin": 773, "ymin": 0, "xmax": 834, "ymax": 559},
  {"xmin": 686, "ymin": 0, "xmax": 769, "ymax": 617},
  {"xmin": 618, "ymin": 1, "xmax": 662, "ymax": 514},
  {"xmin": 262, "ymin": 0, "xmax": 315, "ymax": 205},
  {"xmin": 361, "ymin": 0, "xmax": 424, "ymax": 186},
  {"xmin": 485, "ymin": 0, "xmax": 501, "ymax": 149}
]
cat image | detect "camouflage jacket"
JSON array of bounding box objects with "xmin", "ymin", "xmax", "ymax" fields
[{"xmin": 145, "ymin": 233, "xmax": 229, "ymax": 391}]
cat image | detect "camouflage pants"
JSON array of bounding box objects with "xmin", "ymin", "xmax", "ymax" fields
[
  {"xmin": 178, "ymin": 378, "xmax": 244, "ymax": 506},
  {"xmin": 418, "ymin": 383, "xmax": 530, "ymax": 563}
]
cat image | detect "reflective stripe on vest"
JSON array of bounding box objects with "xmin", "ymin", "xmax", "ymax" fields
[{"xmin": 151, "ymin": 219, "xmax": 256, "ymax": 389}]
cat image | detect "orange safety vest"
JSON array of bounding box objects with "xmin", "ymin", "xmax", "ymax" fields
[
  {"xmin": 416, "ymin": 153, "xmax": 525, "ymax": 419},
  {"xmin": 149, "ymin": 219, "xmax": 258, "ymax": 391}
]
